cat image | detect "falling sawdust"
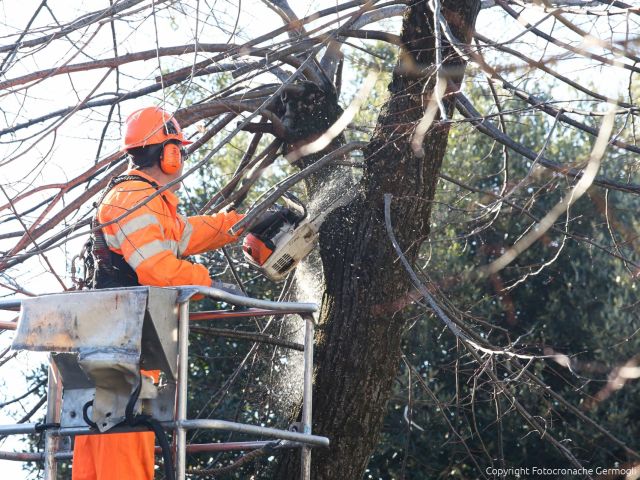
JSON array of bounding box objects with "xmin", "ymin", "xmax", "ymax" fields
[{"xmin": 269, "ymin": 164, "xmax": 360, "ymax": 413}]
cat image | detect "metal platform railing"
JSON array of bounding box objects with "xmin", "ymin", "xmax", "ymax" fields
[{"xmin": 0, "ymin": 286, "xmax": 329, "ymax": 479}]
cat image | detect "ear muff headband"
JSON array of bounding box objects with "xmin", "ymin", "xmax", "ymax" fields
[{"xmin": 160, "ymin": 142, "xmax": 182, "ymax": 174}]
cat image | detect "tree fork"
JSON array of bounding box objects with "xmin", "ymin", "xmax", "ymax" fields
[{"xmin": 275, "ymin": 1, "xmax": 481, "ymax": 478}]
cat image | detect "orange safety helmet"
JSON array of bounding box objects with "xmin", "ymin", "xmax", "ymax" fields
[{"xmin": 122, "ymin": 107, "xmax": 192, "ymax": 151}]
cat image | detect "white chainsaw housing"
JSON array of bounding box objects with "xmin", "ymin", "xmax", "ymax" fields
[{"xmin": 247, "ymin": 221, "xmax": 319, "ymax": 281}]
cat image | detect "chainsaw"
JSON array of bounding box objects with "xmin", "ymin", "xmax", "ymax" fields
[{"xmin": 242, "ymin": 193, "xmax": 320, "ymax": 281}]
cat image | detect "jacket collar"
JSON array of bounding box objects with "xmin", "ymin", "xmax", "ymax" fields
[{"xmin": 126, "ymin": 168, "xmax": 179, "ymax": 206}]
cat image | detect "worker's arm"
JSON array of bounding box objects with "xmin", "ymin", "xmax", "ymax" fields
[
  {"xmin": 99, "ymin": 184, "xmax": 212, "ymax": 287},
  {"xmin": 178, "ymin": 211, "xmax": 245, "ymax": 257}
]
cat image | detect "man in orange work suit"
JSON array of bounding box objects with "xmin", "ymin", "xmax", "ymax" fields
[{"xmin": 72, "ymin": 106, "xmax": 244, "ymax": 479}]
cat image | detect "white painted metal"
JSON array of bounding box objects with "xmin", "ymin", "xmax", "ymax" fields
[
  {"xmin": 175, "ymin": 301, "xmax": 190, "ymax": 480},
  {"xmin": 1, "ymin": 286, "xmax": 327, "ymax": 479}
]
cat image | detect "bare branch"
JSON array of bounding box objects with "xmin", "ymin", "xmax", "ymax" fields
[
  {"xmin": 0, "ymin": 0, "xmax": 152, "ymax": 54},
  {"xmin": 455, "ymin": 92, "xmax": 640, "ymax": 195}
]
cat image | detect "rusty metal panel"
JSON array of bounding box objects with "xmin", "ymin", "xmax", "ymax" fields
[
  {"xmin": 141, "ymin": 287, "xmax": 179, "ymax": 379},
  {"xmin": 11, "ymin": 288, "xmax": 149, "ymax": 353},
  {"xmin": 11, "ymin": 288, "xmax": 158, "ymax": 432},
  {"xmin": 51, "ymin": 353, "xmax": 92, "ymax": 390}
]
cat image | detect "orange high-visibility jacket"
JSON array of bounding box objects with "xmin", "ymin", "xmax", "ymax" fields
[
  {"xmin": 96, "ymin": 168, "xmax": 243, "ymax": 287},
  {"xmin": 72, "ymin": 168, "xmax": 243, "ymax": 480}
]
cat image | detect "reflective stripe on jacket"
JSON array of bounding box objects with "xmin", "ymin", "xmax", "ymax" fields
[{"xmin": 96, "ymin": 168, "xmax": 243, "ymax": 287}]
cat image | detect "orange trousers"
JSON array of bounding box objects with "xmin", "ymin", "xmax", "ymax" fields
[{"xmin": 72, "ymin": 431, "xmax": 155, "ymax": 480}]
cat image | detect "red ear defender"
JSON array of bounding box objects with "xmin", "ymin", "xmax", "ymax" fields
[{"xmin": 160, "ymin": 143, "xmax": 182, "ymax": 174}]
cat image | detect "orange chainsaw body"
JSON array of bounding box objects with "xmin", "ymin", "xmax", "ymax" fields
[{"xmin": 242, "ymin": 234, "xmax": 274, "ymax": 266}]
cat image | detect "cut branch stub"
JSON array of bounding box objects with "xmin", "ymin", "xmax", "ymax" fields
[{"xmin": 280, "ymin": 82, "xmax": 343, "ymax": 149}]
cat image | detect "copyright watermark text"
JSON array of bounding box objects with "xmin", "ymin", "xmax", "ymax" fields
[{"xmin": 486, "ymin": 466, "xmax": 639, "ymax": 477}]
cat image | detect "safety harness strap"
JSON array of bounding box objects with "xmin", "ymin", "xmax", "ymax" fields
[{"xmin": 86, "ymin": 175, "xmax": 159, "ymax": 289}]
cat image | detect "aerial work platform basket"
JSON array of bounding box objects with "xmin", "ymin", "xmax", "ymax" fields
[{"xmin": 0, "ymin": 286, "xmax": 328, "ymax": 479}]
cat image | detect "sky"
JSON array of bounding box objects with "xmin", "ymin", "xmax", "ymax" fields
[{"xmin": 0, "ymin": 0, "xmax": 638, "ymax": 477}]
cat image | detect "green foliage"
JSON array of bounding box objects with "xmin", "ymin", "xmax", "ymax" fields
[
  {"xmin": 177, "ymin": 45, "xmax": 640, "ymax": 479},
  {"xmin": 343, "ymin": 42, "xmax": 396, "ymax": 144},
  {"xmin": 365, "ymin": 77, "xmax": 640, "ymax": 478},
  {"xmin": 19, "ymin": 41, "xmax": 637, "ymax": 479}
]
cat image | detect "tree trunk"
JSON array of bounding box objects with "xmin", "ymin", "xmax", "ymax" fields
[{"xmin": 276, "ymin": 1, "xmax": 481, "ymax": 478}]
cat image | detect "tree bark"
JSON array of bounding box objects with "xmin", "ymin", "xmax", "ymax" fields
[{"xmin": 276, "ymin": 1, "xmax": 481, "ymax": 478}]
